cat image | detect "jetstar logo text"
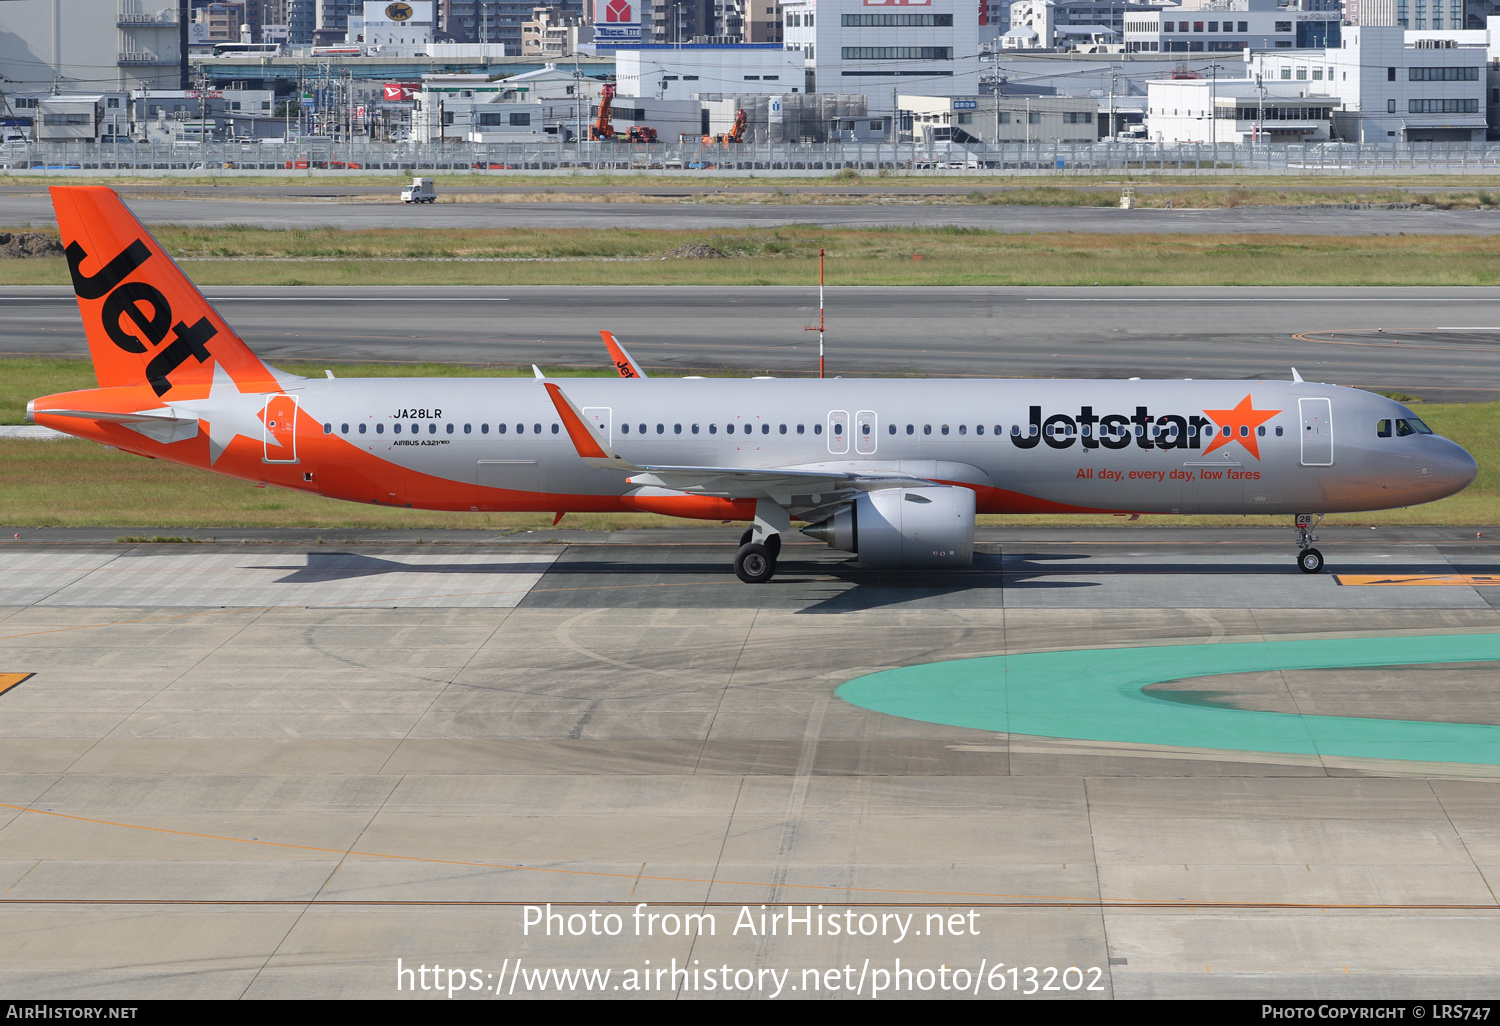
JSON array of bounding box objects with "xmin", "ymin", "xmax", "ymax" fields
[
  {"xmin": 66, "ymin": 237, "xmax": 219, "ymax": 397},
  {"xmin": 1010, "ymin": 398, "xmax": 1281, "ymax": 459}
]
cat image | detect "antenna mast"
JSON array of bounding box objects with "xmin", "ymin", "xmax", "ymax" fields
[{"xmin": 804, "ymin": 248, "xmax": 825, "ymax": 378}]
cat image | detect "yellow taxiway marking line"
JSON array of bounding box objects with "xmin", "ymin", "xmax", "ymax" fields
[
  {"xmin": 0, "ymin": 673, "xmax": 32, "ymax": 697},
  {"xmin": 1335, "ymin": 574, "xmax": 1500, "ymax": 587}
]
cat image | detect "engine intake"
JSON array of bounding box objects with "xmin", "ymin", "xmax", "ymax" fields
[{"xmin": 802, "ymin": 486, "xmax": 975, "ymax": 570}]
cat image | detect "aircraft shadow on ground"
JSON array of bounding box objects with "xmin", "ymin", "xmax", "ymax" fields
[
  {"xmin": 244, "ymin": 548, "xmax": 1472, "ymax": 606},
  {"xmin": 248, "ymin": 552, "xmax": 559, "ymax": 583}
]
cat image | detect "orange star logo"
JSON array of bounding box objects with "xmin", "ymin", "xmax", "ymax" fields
[{"xmin": 1201, "ymin": 394, "xmax": 1281, "ymax": 460}]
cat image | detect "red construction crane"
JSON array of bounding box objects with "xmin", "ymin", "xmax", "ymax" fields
[
  {"xmin": 590, "ymin": 83, "xmax": 616, "ymax": 141},
  {"xmin": 725, "ymin": 108, "xmax": 747, "ymax": 143}
]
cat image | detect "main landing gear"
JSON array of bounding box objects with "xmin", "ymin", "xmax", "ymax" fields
[
  {"xmin": 734, "ymin": 501, "xmax": 789, "ymax": 584},
  {"xmin": 1295, "ymin": 513, "xmax": 1324, "ymax": 574}
]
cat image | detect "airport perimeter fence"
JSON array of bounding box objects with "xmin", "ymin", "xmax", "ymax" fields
[{"xmin": 12, "ymin": 138, "xmax": 1500, "ymax": 175}]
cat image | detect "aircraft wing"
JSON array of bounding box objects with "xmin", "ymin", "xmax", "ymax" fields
[
  {"xmin": 602, "ymin": 330, "xmax": 648, "ymax": 379},
  {"xmin": 543, "ymin": 381, "xmax": 915, "ymax": 502}
]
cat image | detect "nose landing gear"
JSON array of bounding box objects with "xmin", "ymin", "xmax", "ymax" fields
[{"xmin": 1295, "ymin": 513, "xmax": 1324, "ymax": 574}]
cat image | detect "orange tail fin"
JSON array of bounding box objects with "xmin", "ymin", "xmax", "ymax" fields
[{"xmin": 51, "ymin": 186, "xmax": 285, "ymax": 397}]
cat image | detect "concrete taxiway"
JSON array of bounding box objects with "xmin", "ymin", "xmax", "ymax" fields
[{"xmin": 3, "ymin": 526, "xmax": 1500, "ymax": 999}]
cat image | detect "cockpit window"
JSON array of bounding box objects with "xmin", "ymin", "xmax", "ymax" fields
[
  {"xmin": 1377, "ymin": 419, "xmax": 1392, "ymax": 438},
  {"xmin": 1406, "ymin": 417, "xmax": 1434, "ymax": 435},
  {"xmin": 1395, "ymin": 419, "xmax": 1415, "ymax": 437}
]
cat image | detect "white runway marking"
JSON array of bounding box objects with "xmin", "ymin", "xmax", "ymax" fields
[{"xmin": 0, "ymin": 549, "xmax": 559, "ymax": 609}]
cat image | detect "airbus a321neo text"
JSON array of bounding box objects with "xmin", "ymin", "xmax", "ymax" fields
[{"xmin": 28, "ymin": 187, "xmax": 1478, "ymax": 583}]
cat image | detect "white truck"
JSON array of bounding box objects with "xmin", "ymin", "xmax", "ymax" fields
[{"xmin": 401, "ymin": 177, "xmax": 436, "ymax": 204}]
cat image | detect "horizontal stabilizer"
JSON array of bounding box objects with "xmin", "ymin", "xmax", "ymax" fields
[
  {"xmin": 40, "ymin": 407, "xmax": 193, "ymax": 425},
  {"xmin": 32, "ymin": 405, "xmax": 200, "ymax": 445}
]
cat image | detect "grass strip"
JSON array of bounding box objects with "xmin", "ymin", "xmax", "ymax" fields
[{"xmin": 5, "ymin": 227, "xmax": 1500, "ymax": 286}]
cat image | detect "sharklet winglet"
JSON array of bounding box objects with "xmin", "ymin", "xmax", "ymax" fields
[{"xmin": 602, "ymin": 330, "xmax": 648, "ymax": 379}]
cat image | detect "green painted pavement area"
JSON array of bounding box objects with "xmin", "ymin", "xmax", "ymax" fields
[{"xmin": 836, "ymin": 633, "xmax": 1500, "ymax": 765}]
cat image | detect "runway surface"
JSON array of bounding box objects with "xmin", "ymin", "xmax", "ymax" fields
[
  {"xmin": 6, "ymin": 194, "xmax": 1500, "ymax": 234},
  {"xmin": 7, "ymin": 285, "xmax": 1500, "ymax": 401},
  {"xmin": 4, "ymin": 526, "xmax": 1500, "ymax": 999}
]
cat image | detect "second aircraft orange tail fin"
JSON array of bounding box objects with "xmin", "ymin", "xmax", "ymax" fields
[{"xmin": 51, "ymin": 186, "xmax": 286, "ymax": 397}]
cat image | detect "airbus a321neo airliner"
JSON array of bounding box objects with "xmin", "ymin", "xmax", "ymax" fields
[{"xmin": 27, "ymin": 187, "xmax": 1479, "ymax": 583}]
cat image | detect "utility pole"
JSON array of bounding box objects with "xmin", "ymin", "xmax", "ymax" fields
[
  {"xmin": 1256, "ymin": 72, "xmax": 1265, "ymax": 147},
  {"xmin": 1209, "ymin": 61, "xmax": 1218, "ymax": 146},
  {"xmin": 1206, "ymin": 60, "xmax": 1218, "ymax": 146},
  {"xmin": 1109, "ymin": 62, "xmax": 1118, "ymax": 140}
]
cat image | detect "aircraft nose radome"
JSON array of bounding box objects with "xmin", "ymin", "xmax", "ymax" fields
[
  {"xmin": 1453, "ymin": 444, "xmax": 1479, "ymax": 488},
  {"xmin": 1435, "ymin": 439, "xmax": 1479, "ymax": 496}
]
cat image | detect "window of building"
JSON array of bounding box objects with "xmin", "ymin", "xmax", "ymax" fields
[
  {"xmin": 1280, "ymin": 67, "xmax": 1291, "ymax": 79},
  {"xmin": 1178, "ymin": 21, "xmax": 1188, "ymax": 30},
  {"xmin": 841, "ymin": 12, "xmax": 952, "ymax": 25},
  {"xmin": 1276, "ymin": 20, "xmax": 1292, "ymax": 31},
  {"xmin": 1296, "ymin": 67, "xmax": 1307, "ymax": 79},
  {"xmin": 1238, "ymin": 21, "xmax": 1248, "ymax": 31},
  {"xmin": 1410, "ymin": 66, "xmax": 1479, "ymax": 81},
  {"xmin": 1028, "ymin": 111, "xmax": 1041, "ymax": 123},
  {"xmin": 1193, "ymin": 21, "xmax": 1203, "ymax": 30},
  {"xmin": 1409, "ymin": 98, "xmax": 1480, "ymax": 113},
  {"xmin": 1388, "ymin": 66, "xmax": 1397, "ymax": 80},
  {"xmin": 841, "ymin": 46, "xmax": 953, "ymax": 59},
  {"xmin": 1312, "ymin": 68, "xmax": 1322, "ymax": 80},
  {"xmin": 1207, "ymin": 21, "xmax": 1217, "ymax": 30},
  {"xmin": 510, "ymin": 112, "xmax": 530, "ymax": 126},
  {"xmin": 1388, "ymin": 98, "xmax": 1397, "ymax": 112}
]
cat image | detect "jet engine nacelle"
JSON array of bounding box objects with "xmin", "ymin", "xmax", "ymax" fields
[{"xmin": 803, "ymin": 485, "xmax": 975, "ymax": 570}]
